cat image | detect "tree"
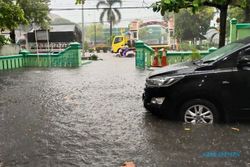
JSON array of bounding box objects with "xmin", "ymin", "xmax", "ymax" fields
[
  {"xmin": 0, "ymin": 0, "xmax": 27, "ymax": 43},
  {"xmin": 96, "ymin": 0, "xmax": 122, "ymax": 45},
  {"xmin": 85, "ymin": 23, "xmax": 104, "ymax": 43},
  {"xmin": 139, "ymin": 27, "xmax": 150, "ymax": 40},
  {"xmin": 165, "ymin": 8, "xmax": 214, "ymax": 41},
  {"xmin": 228, "ymin": 4, "xmax": 250, "ymax": 23},
  {"xmin": 17, "ymin": 0, "xmax": 50, "ymax": 28},
  {"xmin": 75, "ymin": 0, "xmax": 85, "ymax": 4},
  {"xmin": 228, "ymin": 7, "xmax": 244, "ymax": 22},
  {"xmin": 3, "ymin": 0, "xmax": 50, "ymax": 43},
  {"xmin": 243, "ymin": 0, "xmax": 250, "ymax": 22},
  {"xmin": 152, "ymin": 0, "xmax": 247, "ymax": 48}
]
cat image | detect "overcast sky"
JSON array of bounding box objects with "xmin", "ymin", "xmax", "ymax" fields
[{"xmin": 49, "ymin": 0, "xmax": 163, "ymax": 27}]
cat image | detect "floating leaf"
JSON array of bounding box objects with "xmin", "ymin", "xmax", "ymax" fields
[
  {"xmin": 231, "ymin": 127, "xmax": 240, "ymax": 132},
  {"xmin": 121, "ymin": 161, "xmax": 136, "ymax": 167}
]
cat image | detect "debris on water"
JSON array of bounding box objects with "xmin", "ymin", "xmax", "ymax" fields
[
  {"xmin": 231, "ymin": 127, "xmax": 240, "ymax": 132},
  {"xmin": 121, "ymin": 161, "xmax": 136, "ymax": 167},
  {"xmin": 184, "ymin": 128, "xmax": 191, "ymax": 131}
]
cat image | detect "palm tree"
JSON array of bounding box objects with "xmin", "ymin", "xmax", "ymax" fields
[{"xmin": 96, "ymin": 0, "xmax": 122, "ymax": 45}]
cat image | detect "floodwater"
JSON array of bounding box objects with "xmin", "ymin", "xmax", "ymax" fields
[{"xmin": 0, "ymin": 54, "xmax": 250, "ymax": 167}]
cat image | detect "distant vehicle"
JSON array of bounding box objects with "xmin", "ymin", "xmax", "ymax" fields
[
  {"xmin": 143, "ymin": 37, "xmax": 250, "ymax": 124},
  {"xmin": 112, "ymin": 35, "xmax": 127, "ymax": 53},
  {"xmin": 111, "ymin": 33, "xmax": 135, "ymax": 55}
]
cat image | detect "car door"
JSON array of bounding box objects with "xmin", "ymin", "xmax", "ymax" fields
[
  {"xmin": 210, "ymin": 53, "xmax": 238, "ymax": 118},
  {"xmin": 230, "ymin": 47, "xmax": 250, "ymax": 118},
  {"xmin": 233, "ymin": 47, "xmax": 250, "ymax": 118}
]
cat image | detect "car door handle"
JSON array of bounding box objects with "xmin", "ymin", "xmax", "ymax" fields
[{"xmin": 222, "ymin": 81, "xmax": 230, "ymax": 85}]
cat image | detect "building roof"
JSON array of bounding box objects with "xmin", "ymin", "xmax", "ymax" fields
[
  {"xmin": 27, "ymin": 24, "xmax": 82, "ymax": 43},
  {"xmin": 29, "ymin": 24, "xmax": 79, "ymax": 33},
  {"xmin": 50, "ymin": 25, "xmax": 76, "ymax": 32}
]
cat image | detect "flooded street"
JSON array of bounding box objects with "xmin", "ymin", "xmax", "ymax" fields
[{"xmin": 0, "ymin": 53, "xmax": 250, "ymax": 167}]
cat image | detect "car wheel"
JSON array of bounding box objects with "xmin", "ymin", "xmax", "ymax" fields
[{"xmin": 180, "ymin": 99, "xmax": 219, "ymax": 124}]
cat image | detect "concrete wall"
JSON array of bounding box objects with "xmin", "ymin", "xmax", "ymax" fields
[
  {"xmin": 0, "ymin": 45, "xmax": 21, "ymax": 56},
  {"xmin": 0, "ymin": 42, "xmax": 82, "ymax": 70}
]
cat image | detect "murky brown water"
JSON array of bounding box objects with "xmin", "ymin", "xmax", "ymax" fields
[{"xmin": 0, "ymin": 54, "xmax": 250, "ymax": 167}]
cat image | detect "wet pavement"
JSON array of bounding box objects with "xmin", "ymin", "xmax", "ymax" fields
[{"xmin": 0, "ymin": 53, "xmax": 250, "ymax": 167}]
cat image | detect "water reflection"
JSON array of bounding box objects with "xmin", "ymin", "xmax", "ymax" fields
[
  {"xmin": 141, "ymin": 113, "xmax": 250, "ymax": 166},
  {"xmin": 0, "ymin": 55, "xmax": 249, "ymax": 166}
]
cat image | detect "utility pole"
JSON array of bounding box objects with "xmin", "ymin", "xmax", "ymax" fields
[
  {"xmin": 173, "ymin": 13, "xmax": 176, "ymax": 50},
  {"xmin": 82, "ymin": 1, "xmax": 85, "ymax": 57},
  {"xmin": 109, "ymin": 4, "xmax": 112, "ymax": 46},
  {"xmin": 33, "ymin": 23, "xmax": 39, "ymax": 65},
  {"xmin": 94, "ymin": 23, "xmax": 97, "ymax": 49}
]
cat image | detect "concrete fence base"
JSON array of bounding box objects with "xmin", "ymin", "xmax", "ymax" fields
[{"xmin": 0, "ymin": 42, "xmax": 81, "ymax": 70}]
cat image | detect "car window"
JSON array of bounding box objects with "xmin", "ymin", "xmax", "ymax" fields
[
  {"xmin": 114, "ymin": 37, "xmax": 123, "ymax": 44},
  {"xmin": 202, "ymin": 42, "xmax": 244, "ymax": 62},
  {"xmin": 238, "ymin": 47, "xmax": 250, "ymax": 58},
  {"xmin": 216, "ymin": 52, "xmax": 239, "ymax": 69},
  {"xmin": 216, "ymin": 46, "xmax": 250, "ymax": 69}
]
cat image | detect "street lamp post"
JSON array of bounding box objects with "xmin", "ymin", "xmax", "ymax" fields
[
  {"xmin": 33, "ymin": 23, "xmax": 40, "ymax": 65},
  {"xmin": 82, "ymin": 1, "xmax": 85, "ymax": 57}
]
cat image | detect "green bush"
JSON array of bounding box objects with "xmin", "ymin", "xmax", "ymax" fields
[
  {"xmin": 179, "ymin": 42, "xmax": 196, "ymax": 51},
  {"xmin": 84, "ymin": 41, "xmax": 89, "ymax": 51},
  {"xmin": 88, "ymin": 48, "xmax": 94, "ymax": 53},
  {"xmin": 191, "ymin": 48, "xmax": 201, "ymax": 61},
  {"xmin": 179, "ymin": 41, "xmax": 212, "ymax": 51},
  {"xmin": 102, "ymin": 46, "xmax": 110, "ymax": 53},
  {"xmin": 96, "ymin": 47, "xmax": 101, "ymax": 53},
  {"xmin": 0, "ymin": 35, "xmax": 7, "ymax": 48},
  {"xmin": 90, "ymin": 54, "xmax": 98, "ymax": 60}
]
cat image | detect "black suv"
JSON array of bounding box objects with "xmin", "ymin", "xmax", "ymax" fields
[{"xmin": 143, "ymin": 37, "xmax": 250, "ymax": 124}]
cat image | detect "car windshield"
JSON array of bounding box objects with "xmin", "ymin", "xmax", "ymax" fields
[
  {"xmin": 114, "ymin": 37, "xmax": 123, "ymax": 44},
  {"xmin": 201, "ymin": 42, "xmax": 245, "ymax": 63}
]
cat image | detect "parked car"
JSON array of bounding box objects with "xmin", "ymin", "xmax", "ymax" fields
[{"xmin": 143, "ymin": 37, "xmax": 250, "ymax": 124}]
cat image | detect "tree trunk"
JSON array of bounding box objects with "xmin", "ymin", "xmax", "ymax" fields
[
  {"xmin": 94, "ymin": 23, "xmax": 97, "ymax": 48},
  {"xmin": 219, "ymin": 6, "xmax": 228, "ymax": 48},
  {"xmin": 10, "ymin": 29, "xmax": 16, "ymax": 44},
  {"xmin": 110, "ymin": 19, "xmax": 112, "ymax": 46}
]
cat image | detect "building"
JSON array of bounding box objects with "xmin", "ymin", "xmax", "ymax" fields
[{"xmin": 27, "ymin": 24, "xmax": 82, "ymax": 53}]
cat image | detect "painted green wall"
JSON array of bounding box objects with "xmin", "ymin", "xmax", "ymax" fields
[{"xmin": 0, "ymin": 43, "xmax": 81, "ymax": 70}]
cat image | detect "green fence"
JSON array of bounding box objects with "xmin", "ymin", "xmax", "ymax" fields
[
  {"xmin": 161, "ymin": 48, "xmax": 216, "ymax": 65},
  {"xmin": 135, "ymin": 40, "xmax": 216, "ymax": 69},
  {"xmin": 135, "ymin": 40, "xmax": 154, "ymax": 69},
  {"xmin": 0, "ymin": 42, "xmax": 82, "ymax": 70},
  {"xmin": 230, "ymin": 19, "xmax": 250, "ymax": 43},
  {"xmin": 0, "ymin": 55, "xmax": 24, "ymax": 70}
]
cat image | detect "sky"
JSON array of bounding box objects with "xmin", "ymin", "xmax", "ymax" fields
[{"xmin": 49, "ymin": 0, "xmax": 163, "ymax": 27}]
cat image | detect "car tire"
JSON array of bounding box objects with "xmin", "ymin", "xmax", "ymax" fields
[{"xmin": 179, "ymin": 99, "xmax": 219, "ymax": 124}]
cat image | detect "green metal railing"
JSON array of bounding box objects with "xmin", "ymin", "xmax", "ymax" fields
[
  {"xmin": 135, "ymin": 41, "xmax": 217, "ymax": 69},
  {"xmin": 135, "ymin": 40, "xmax": 154, "ymax": 69},
  {"xmin": 0, "ymin": 54, "xmax": 24, "ymax": 70},
  {"xmin": 230, "ymin": 18, "xmax": 250, "ymax": 43},
  {"xmin": 0, "ymin": 42, "xmax": 82, "ymax": 70}
]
